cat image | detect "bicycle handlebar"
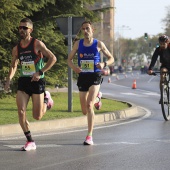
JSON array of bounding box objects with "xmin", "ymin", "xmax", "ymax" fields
[
  {"xmin": 150, "ymin": 71, "xmax": 170, "ymax": 76},
  {"xmin": 149, "ymin": 71, "xmax": 160, "ymax": 76}
]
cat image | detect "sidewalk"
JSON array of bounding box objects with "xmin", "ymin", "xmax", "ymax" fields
[{"xmin": 0, "ymin": 88, "xmax": 148, "ymax": 137}]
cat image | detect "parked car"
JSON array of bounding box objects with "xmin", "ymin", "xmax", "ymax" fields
[
  {"xmin": 126, "ymin": 66, "xmax": 132, "ymax": 72},
  {"xmin": 113, "ymin": 65, "xmax": 119, "ymax": 73},
  {"xmin": 101, "ymin": 66, "xmax": 110, "ymax": 76}
]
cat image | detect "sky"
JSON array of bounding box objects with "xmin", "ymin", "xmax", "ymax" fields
[{"xmin": 114, "ymin": 0, "xmax": 170, "ymax": 39}]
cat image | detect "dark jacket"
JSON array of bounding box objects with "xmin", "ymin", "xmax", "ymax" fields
[{"xmin": 148, "ymin": 43, "xmax": 170, "ymax": 70}]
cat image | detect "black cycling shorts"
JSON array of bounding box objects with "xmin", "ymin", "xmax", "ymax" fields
[
  {"xmin": 77, "ymin": 72, "xmax": 103, "ymax": 92},
  {"xmin": 17, "ymin": 77, "xmax": 45, "ymax": 96}
]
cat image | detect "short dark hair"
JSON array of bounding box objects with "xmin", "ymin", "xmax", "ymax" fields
[
  {"xmin": 81, "ymin": 21, "xmax": 92, "ymax": 26},
  {"xmin": 20, "ymin": 18, "xmax": 33, "ymax": 26}
]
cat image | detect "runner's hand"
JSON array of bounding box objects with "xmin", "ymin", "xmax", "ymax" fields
[
  {"xmin": 96, "ymin": 62, "xmax": 105, "ymax": 69},
  {"xmin": 147, "ymin": 70, "xmax": 153, "ymax": 75},
  {"xmin": 31, "ymin": 72, "xmax": 41, "ymax": 82},
  {"xmin": 4, "ymin": 81, "xmax": 10, "ymax": 92},
  {"xmin": 73, "ymin": 67, "xmax": 82, "ymax": 74}
]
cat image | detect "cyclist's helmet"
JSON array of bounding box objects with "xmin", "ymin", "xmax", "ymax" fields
[{"xmin": 158, "ymin": 35, "xmax": 169, "ymax": 43}]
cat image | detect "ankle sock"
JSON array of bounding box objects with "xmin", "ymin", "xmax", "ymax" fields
[
  {"xmin": 24, "ymin": 131, "xmax": 34, "ymax": 142},
  {"xmin": 87, "ymin": 132, "xmax": 92, "ymax": 137}
]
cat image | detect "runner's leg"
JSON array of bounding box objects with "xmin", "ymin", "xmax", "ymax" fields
[
  {"xmin": 86, "ymin": 84, "xmax": 100, "ymax": 135},
  {"xmin": 32, "ymin": 93, "xmax": 46, "ymax": 120},
  {"xmin": 79, "ymin": 91, "xmax": 88, "ymax": 115},
  {"xmin": 16, "ymin": 90, "xmax": 30, "ymax": 132}
]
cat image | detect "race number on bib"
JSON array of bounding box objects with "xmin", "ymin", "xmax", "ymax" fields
[
  {"xmin": 21, "ymin": 61, "xmax": 36, "ymax": 75},
  {"xmin": 81, "ymin": 60, "xmax": 94, "ymax": 72}
]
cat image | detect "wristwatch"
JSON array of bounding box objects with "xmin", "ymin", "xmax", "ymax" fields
[
  {"xmin": 39, "ymin": 70, "xmax": 43, "ymax": 75},
  {"xmin": 104, "ymin": 62, "xmax": 107, "ymax": 68}
]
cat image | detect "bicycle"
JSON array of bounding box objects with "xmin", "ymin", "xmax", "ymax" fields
[{"xmin": 151, "ymin": 71, "xmax": 170, "ymax": 121}]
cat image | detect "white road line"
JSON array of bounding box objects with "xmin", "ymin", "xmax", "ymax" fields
[
  {"xmin": 120, "ymin": 92, "xmax": 159, "ymax": 97},
  {"xmin": 155, "ymin": 140, "xmax": 170, "ymax": 143},
  {"xmin": 4, "ymin": 144, "xmax": 62, "ymax": 149},
  {"xmin": 94, "ymin": 142, "xmax": 140, "ymax": 146},
  {"xmin": 110, "ymin": 83, "xmax": 159, "ymax": 94},
  {"xmin": 4, "ymin": 142, "xmax": 140, "ymax": 149},
  {"xmin": 143, "ymin": 92, "xmax": 159, "ymax": 96},
  {"xmin": 148, "ymin": 76, "xmax": 159, "ymax": 83}
]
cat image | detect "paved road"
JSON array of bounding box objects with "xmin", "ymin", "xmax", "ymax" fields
[{"xmin": 1, "ymin": 71, "xmax": 170, "ymax": 170}]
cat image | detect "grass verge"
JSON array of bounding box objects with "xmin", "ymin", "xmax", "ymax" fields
[{"xmin": 0, "ymin": 92, "xmax": 130, "ymax": 125}]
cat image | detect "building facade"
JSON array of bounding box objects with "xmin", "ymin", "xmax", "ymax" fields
[{"xmin": 92, "ymin": 0, "xmax": 115, "ymax": 58}]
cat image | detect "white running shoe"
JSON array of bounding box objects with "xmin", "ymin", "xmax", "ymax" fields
[
  {"xmin": 94, "ymin": 91, "xmax": 102, "ymax": 110},
  {"xmin": 83, "ymin": 136, "xmax": 94, "ymax": 145},
  {"xmin": 21, "ymin": 141, "xmax": 36, "ymax": 151},
  {"xmin": 45, "ymin": 91, "xmax": 54, "ymax": 110}
]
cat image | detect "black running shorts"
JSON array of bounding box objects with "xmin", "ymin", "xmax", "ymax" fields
[
  {"xmin": 17, "ymin": 77, "xmax": 45, "ymax": 96},
  {"xmin": 77, "ymin": 72, "xmax": 103, "ymax": 92}
]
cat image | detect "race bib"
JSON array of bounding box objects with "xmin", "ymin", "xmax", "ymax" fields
[
  {"xmin": 21, "ymin": 61, "xmax": 36, "ymax": 75},
  {"xmin": 81, "ymin": 60, "xmax": 94, "ymax": 72}
]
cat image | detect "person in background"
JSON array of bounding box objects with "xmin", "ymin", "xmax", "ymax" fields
[
  {"xmin": 4, "ymin": 18, "xmax": 56, "ymax": 151},
  {"xmin": 148, "ymin": 35, "xmax": 170, "ymax": 102},
  {"xmin": 67, "ymin": 21, "xmax": 114, "ymax": 145}
]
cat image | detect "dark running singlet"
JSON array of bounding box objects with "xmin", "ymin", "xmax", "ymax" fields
[
  {"xmin": 77, "ymin": 39, "xmax": 101, "ymax": 74},
  {"xmin": 17, "ymin": 38, "xmax": 44, "ymax": 78}
]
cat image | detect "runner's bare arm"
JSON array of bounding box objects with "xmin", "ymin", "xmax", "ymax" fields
[
  {"xmin": 67, "ymin": 40, "xmax": 82, "ymax": 73},
  {"xmin": 5, "ymin": 46, "xmax": 19, "ymax": 90},
  {"xmin": 96, "ymin": 41, "xmax": 114, "ymax": 69},
  {"xmin": 99, "ymin": 41, "xmax": 114, "ymax": 65},
  {"xmin": 35, "ymin": 40, "xmax": 57, "ymax": 73}
]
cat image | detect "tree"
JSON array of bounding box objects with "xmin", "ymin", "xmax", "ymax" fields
[
  {"xmin": 162, "ymin": 5, "xmax": 170, "ymax": 36},
  {"xmin": 0, "ymin": 0, "xmax": 100, "ymax": 95}
]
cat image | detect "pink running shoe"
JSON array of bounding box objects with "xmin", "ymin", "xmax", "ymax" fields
[
  {"xmin": 45, "ymin": 91, "xmax": 54, "ymax": 110},
  {"xmin": 83, "ymin": 136, "xmax": 94, "ymax": 145},
  {"xmin": 94, "ymin": 101, "xmax": 102, "ymax": 110},
  {"xmin": 21, "ymin": 141, "xmax": 36, "ymax": 151},
  {"xmin": 94, "ymin": 91, "xmax": 102, "ymax": 110}
]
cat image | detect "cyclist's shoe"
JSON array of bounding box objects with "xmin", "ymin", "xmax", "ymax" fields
[
  {"xmin": 94, "ymin": 92, "xmax": 102, "ymax": 110},
  {"xmin": 45, "ymin": 91, "xmax": 54, "ymax": 110},
  {"xmin": 83, "ymin": 136, "xmax": 94, "ymax": 145},
  {"xmin": 21, "ymin": 141, "xmax": 36, "ymax": 151},
  {"xmin": 159, "ymin": 99, "xmax": 161, "ymax": 104}
]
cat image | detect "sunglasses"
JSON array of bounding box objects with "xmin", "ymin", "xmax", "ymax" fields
[{"xmin": 19, "ymin": 26, "xmax": 31, "ymax": 30}]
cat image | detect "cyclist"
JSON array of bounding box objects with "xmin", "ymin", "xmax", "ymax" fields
[{"xmin": 148, "ymin": 35, "xmax": 170, "ymax": 102}]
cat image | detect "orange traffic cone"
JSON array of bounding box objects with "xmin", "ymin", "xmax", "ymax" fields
[
  {"xmin": 108, "ymin": 77, "xmax": 111, "ymax": 83},
  {"xmin": 132, "ymin": 79, "xmax": 137, "ymax": 89}
]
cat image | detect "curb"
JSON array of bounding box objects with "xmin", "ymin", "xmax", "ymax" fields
[
  {"xmin": 0, "ymin": 88, "xmax": 148, "ymax": 137},
  {"xmin": 0, "ymin": 104, "xmax": 145, "ymax": 138}
]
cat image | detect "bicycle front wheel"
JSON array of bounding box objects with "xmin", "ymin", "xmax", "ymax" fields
[{"xmin": 161, "ymin": 83, "xmax": 170, "ymax": 121}]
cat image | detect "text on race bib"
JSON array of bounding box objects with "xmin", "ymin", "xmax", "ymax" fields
[
  {"xmin": 81, "ymin": 60, "xmax": 94, "ymax": 72},
  {"xmin": 21, "ymin": 61, "xmax": 36, "ymax": 75}
]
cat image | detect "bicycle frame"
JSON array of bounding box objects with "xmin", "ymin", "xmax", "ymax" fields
[{"xmin": 152, "ymin": 71, "xmax": 170, "ymax": 121}]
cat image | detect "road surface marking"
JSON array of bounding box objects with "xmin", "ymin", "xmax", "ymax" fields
[
  {"xmin": 4, "ymin": 144, "xmax": 62, "ymax": 149},
  {"xmin": 94, "ymin": 142, "xmax": 140, "ymax": 146}
]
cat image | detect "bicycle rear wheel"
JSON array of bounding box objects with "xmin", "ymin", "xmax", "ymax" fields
[{"xmin": 161, "ymin": 83, "xmax": 170, "ymax": 121}]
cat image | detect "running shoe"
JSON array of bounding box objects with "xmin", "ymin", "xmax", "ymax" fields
[
  {"xmin": 21, "ymin": 141, "xmax": 36, "ymax": 151},
  {"xmin": 45, "ymin": 91, "xmax": 54, "ymax": 110},
  {"xmin": 94, "ymin": 91, "xmax": 102, "ymax": 110},
  {"xmin": 84, "ymin": 136, "xmax": 94, "ymax": 145}
]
